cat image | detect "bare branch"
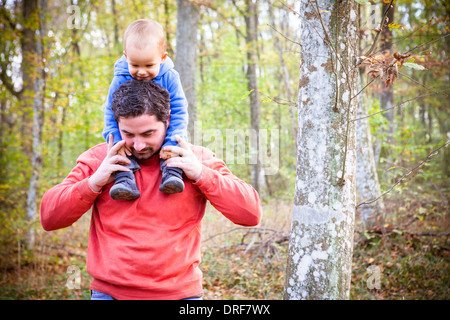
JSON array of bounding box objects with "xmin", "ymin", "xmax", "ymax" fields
[
  {"xmin": 356, "ymin": 141, "xmax": 450, "ymax": 209},
  {"xmin": 403, "ymin": 33, "xmax": 450, "ymax": 55},
  {"xmin": 351, "ymin": 89, "xmax": 450, "ymax": 122},
  {"xmin": 351, "ymin": 77, "xmax": 376, "ymax": 100},
  {"xmin": 266, "ymin": 23, "xmax": 300, "ymax": 46},
  {"xmin": 230, "ymin": 0, "xmax": 246, "ymax": 17},
  {"xmin": 0, "ymin": 65, "xmax": 23, "ymax": 98},
  {"xmin": 202, "ymin": 226, "xmax": 283, "ymax": 243},
  {"xmin": 0, "ymin": 5, "xmax": 17, "ymax": 30},
  {"xmin": 363, "ymin": 0, "xmax": 395, "ymax": 57},
  {"xmin": 398, "ymin": 71, "xmax": 449, "ymax": 97},
  {"xmin": 202, "ymin": 1, "xmax": 246, "ymax": 38}
]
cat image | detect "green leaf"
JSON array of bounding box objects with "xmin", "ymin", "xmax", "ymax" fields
[
  {"xmin": 364, "ymin": 230, "xmax": 374, "ymax": 240},
  {"xmin": 354, "ymin": 0, "xmax": 369, "ymax": 4},
  {"xmin": 388, "ymin": 23, "xmax": 403, "ymax": 30},
  {"xmin": 241, "ymin": 89, "xmax": 255, "ymax": 100},
  {"xmin": 403, "ymin": 62, "xmax": 425, "ymax": 70}
]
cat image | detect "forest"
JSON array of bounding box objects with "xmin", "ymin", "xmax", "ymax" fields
[{"xmin": 0, "ymin": 0, "xmax": 448, "ymax": 300}]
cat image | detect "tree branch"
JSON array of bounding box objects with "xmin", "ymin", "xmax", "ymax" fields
[
  {"xmin": 363, "ymin": 0, "xmax": 395, "ymax": 57},
  {"xmin": 202, "ymin": 1, "xmax": 246, "ymax": 38},
  {"xmin": 0, "ymin": 65, "xmax": 23, "ymax": 98},
  {"xmin": 398, "ymin": 71, "xmax": 449, "ymax": 98},
  {"xmin": 0, "ymin": 5, "xmax": 17, "ymax": 31},
  {"xmin": 351, "ymin": 89, "xmax": 450, "ymax": 122},
  {"xmin": 266, "ymin": 23, "xmax": 300, "ymax": 46},
  {"xmin": 230, "ymin": 0, "xmax": 246, "ymax": 17},
  {"xmin": 351, "ymin": 78, "xmax": 376, "ymax": 100},
  {"xmin": 403, "ymin": 33, "xmax": 450, "ymax": 55},
  {"xmin": 356, "ymin": 140, "xmax": 450, "ymax": 209}
]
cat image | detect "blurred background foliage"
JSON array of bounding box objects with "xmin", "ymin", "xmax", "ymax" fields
[{"xmin": 0, "ymin": 0, "xmax": 448, "ymax": 299}]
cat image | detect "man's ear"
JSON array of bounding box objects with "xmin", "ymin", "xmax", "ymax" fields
[{"xmin": 166, "ymin": 110, "xmax": 171, "ymax": 129}]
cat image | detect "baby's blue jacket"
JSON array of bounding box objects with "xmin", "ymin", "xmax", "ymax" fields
[{"xmin": 102, "ymin": 55, "xmax": 188, "ymax": 147}]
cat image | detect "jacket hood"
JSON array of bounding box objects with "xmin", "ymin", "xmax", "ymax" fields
[{"xmin": 114, "ymin": 55, "xmax": 174, "ymax": 79}]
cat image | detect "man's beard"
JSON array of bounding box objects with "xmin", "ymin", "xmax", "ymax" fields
[{"xmin": 131, "ymin": 147, "xmax": 158, "ymax": 160}]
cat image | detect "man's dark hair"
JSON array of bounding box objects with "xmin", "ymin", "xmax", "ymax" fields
[{"xmin": 111, "ymin": 79, "xmax": 170, "ymax": 124}]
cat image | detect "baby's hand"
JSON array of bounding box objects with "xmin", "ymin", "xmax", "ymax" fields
[
  {"xmin": 117, "ymin": 143, "xmax": 132, "ymax": 157},
  {"xmin": 161, "ymin": 135, "xmax": 202, "ymax": 182},
  {"xmin": 160, "ymin": 149, "xmax": 179, "ymax": 160},
  {"xmin": 117, "ymin": 147, "xmax": 127, "ymax": 157}
]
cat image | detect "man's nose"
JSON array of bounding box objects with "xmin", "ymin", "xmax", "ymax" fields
[{"xmin": 133, "ymin": 138, "xmax": 146, "ymax": 151}]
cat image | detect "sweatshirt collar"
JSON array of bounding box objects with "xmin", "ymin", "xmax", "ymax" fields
[{"xmin": 137, "ymin": 152, "xmax": 161, "ymax": 167}]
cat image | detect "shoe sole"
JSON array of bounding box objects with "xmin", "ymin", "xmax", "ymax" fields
[
  {"xmin": 110, "ymin": 188, "xmax": 140, "ymax": 201},
  {"xmin": 159, "ymin": 182, "xmax": 184, "ymax": 194}
]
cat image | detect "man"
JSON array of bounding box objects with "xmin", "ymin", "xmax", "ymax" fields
[{"xmin": 40, "ymin": 79, "xmax": 262, "ymax": 300}]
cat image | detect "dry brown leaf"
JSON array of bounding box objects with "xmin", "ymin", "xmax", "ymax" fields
[{"xmin": 359, "ymin": 50, "xmax": 411, "ymax": 87}]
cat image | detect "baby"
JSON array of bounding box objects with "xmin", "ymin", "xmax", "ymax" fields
[{"xmin": 102, "ymin": 19, "xmax": 188, "ymax": 200}]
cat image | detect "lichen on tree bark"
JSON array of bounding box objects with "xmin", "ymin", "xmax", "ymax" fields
[{"xmin": 284, "ymin": 0, "xmax": 359, "ymax": 300}]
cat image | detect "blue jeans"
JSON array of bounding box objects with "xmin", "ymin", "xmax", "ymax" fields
[
  {"xmin": 90, "ymin": 290, "xmax": 202, "ymax": 300},
  {"xmin": 91, "ymin": 290, "xmax": 115, "ymax": 300}
]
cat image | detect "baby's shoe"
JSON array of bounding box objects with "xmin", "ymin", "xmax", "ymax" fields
[
  {"xmin": 110, "ymin": 171, "xmax": 140, "ymax": 200},
  {"xmin": 159, "ymin": 165, "xmax": 184, "ymax": 194}
]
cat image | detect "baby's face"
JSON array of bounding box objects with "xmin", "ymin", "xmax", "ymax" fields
[{"xmin": 125, "ymin": 44, "xmax": 167, "ymax": 81}]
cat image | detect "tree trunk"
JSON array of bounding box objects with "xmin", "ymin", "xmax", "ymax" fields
[
  {"xmin": 175, "ymin": 0, "xmax": 199, "ymax": 141},
  {"xmin": 24, "ymin": 0, "xmax": 46, "ymax": 249},
  {"xmin": 244, "ymin": 0, "xmax": 265, "ymax": 193},
  {"xmin": 356, "ymin": 5, "xmax": 385, "ymax": 231},
  {"xmin": 375, "ymin": 2, "xmax": 395, "ymax": 163},
  {"xmin": 111, "ymin": 0, "xmax": 120, "ymax": 55},
  {"xmin": 284, "ymin": 0, "xmax": 359, "ymax": 300},
  {"xmin": 356, "ymin": 76, "xmax": 385, "ymax": 230},
  {"xmin": 20, "ymin": 0, "xmax": 39, "ymax": 157},
  {"xmin": 164, "ymin": 0, "xmax": 174, "ymax": 57},
  {"xmin": 268, "ymin": 1, "xmax": 297, "ymax": 144}
]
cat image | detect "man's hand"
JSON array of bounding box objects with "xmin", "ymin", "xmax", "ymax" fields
[
  {"xmin": 160, "ymin": 135, "xmax": 203, "ymax": 182},
  {"xmin": 88, "ymin": 135, "xmax": 131, "ymax": 192}
]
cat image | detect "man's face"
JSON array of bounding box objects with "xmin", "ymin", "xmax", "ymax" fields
[
  {"xmin": 124, "ymin": 42, "xmax": 167, "ymax": 81},
  {"xmin": 118, "ymin": 114, "xmax": 168, "ymax": 160}
]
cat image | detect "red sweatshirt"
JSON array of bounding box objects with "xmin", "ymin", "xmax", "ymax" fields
[{"xmin": 40, "ymin": 143, "xmax": 262, "ymax": 300}]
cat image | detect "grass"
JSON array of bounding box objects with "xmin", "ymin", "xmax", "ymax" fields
[{"xmin": 0, "ymin": 188, "xmax": 448, "ymax": 300}]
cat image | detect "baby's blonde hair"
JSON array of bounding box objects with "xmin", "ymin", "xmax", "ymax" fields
[{"xmin": 123, "ymin": 19, "xmax": 166, "ymax": 54}]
